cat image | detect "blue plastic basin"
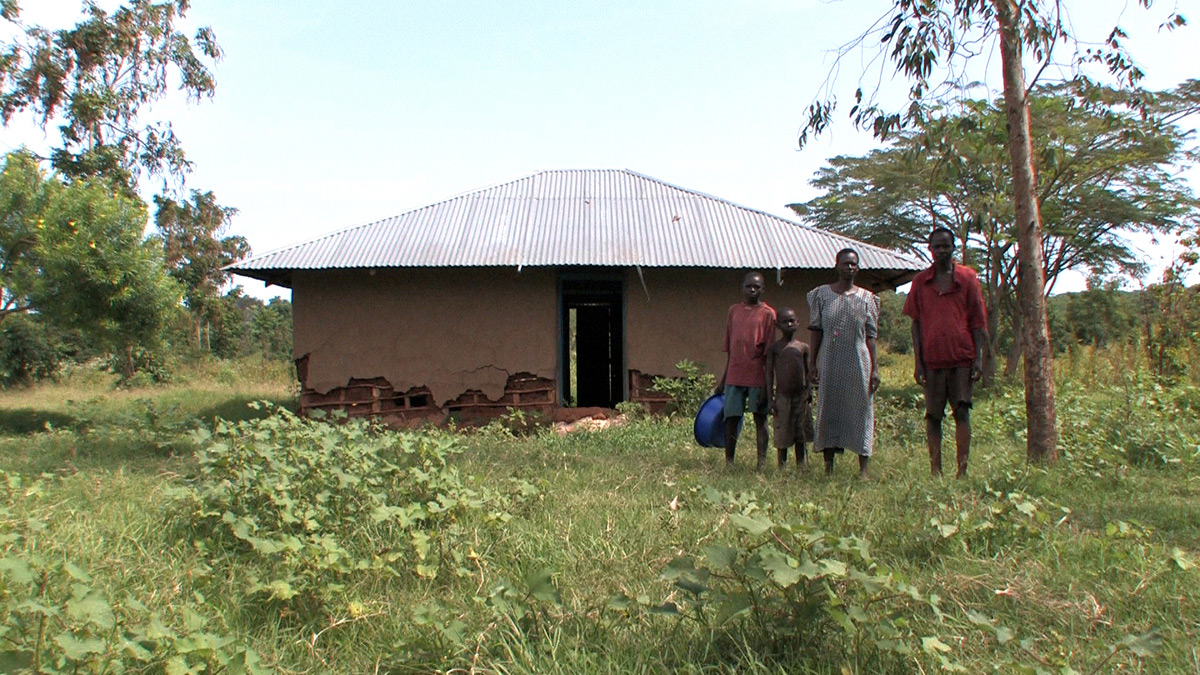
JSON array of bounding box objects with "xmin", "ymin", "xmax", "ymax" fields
[{"xmin": 694, "ymin": 393, "xmax": 740, "ymax": 447}]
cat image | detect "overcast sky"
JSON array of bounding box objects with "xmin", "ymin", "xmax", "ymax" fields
[{"xmin": 6, "ymin": 1, "xmax": 1197, "ymax": 298}]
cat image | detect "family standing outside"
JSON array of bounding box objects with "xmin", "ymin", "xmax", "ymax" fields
[{"xmin": 716, "ymin": 230, "xmax": 987, "ymax": 478}]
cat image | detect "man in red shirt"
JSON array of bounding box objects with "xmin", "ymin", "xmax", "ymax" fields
[
  {"xmin": 715, "ymin": 271, "xmax": 777, "ymax": 470},
  {"xmin": 903, "ymin": 228, "xmax": 988, "ymax": 477}
]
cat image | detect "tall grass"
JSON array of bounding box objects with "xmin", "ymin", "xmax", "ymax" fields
[{"xmin": 0, "ymin": 351, "xmax": 1197, "ymax": 673}]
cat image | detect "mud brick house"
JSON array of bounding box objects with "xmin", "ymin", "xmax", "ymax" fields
[{"xmin": 228, "ymin": 169, "xmax": 923, "ymax": 423}]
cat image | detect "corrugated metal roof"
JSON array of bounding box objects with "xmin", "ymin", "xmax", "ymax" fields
[{"xmin": 228, "ymin": 169, "xmax": 923, "ymax": 281}]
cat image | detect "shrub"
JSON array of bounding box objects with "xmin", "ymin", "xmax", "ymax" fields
[
  {"xmin": 0, "ymin": 315, "xmax": 70, "ymax": 387},
  {"xmin": 611, "ymin": 488, "xmax": 960, "ymax": 671},
  {"xmin": 651, "ymin": 360, "xmax": 715, "ymax": 418},
  {"xmin": 178, "ymin": 405, "xmax": 519, "ymax": 622}
]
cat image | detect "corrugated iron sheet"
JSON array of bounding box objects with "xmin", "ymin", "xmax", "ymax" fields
[{"xmin": 228, "ymin": 169, "xmax": 924, "ymax": 275}]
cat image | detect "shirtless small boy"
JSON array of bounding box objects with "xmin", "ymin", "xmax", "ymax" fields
[{"xmin": 764, "ymin": 307, "xmax": 814, "ymax": 470}]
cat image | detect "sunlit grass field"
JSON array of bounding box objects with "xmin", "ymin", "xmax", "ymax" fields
[{"xmin": 0, "ymin": 350, "xmax": 1197, "ymax": 673}]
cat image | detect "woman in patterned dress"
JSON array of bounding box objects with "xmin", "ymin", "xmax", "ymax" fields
[{"xmin": 806, "ymin": 248, "xmax": 881, "ymax": 478}]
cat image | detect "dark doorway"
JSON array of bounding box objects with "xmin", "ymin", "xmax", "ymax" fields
[{"xmin": 560, "ymin": 276, "xmax": 624, "ymax": 408}]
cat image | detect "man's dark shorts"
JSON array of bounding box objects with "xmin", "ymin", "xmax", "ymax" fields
[
  {"xmin": 724, "ymin": 385, "xmax": 768, "ymax": 418},
  {"xmin": 924, "ymin": 367, "xmax": 974, "ymax": 419}
]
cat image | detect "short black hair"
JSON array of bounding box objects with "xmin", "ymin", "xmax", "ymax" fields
[
  {"xmin": 928, "ymin": 227, "xmax": 956, "ymax": 245},
  {"xmin": 835, "ymin": 247, "xmax": 859, "ymax": 264}
]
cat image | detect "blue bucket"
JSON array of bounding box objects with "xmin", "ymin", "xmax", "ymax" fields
[{"xmin": 694, "ymin": 393, "xmax": 740, "ymax": 447}]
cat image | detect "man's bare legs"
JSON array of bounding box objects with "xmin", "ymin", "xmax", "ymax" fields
[
  {"xmin": 753, "ymin": 412, "xmax": 768, "ymax": 471},
  {"xmin": 927, "ymin": 407, "xmax": 971, "ymax": 478},
  {"xmin": 926, "ymin": 415, "xmax": 944, "ymax": 475},
  {"xmin": 953, "ymin": 404, "xmax": 971, "ymax": 478},
  {"xmin": 723, "ymin": 417, "xmax": 740, "ymax": 466}
]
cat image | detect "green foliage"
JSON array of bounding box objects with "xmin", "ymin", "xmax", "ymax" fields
[
  {"xmin": 651, "ymin": 359, "xmax": 716, "ymax": 418},
  {"xmin": 926, "ymin": 488, "xmax": 1071, "ymax": 558},
  {"xmin": 154, "ymin": 191, "xmax": 250, "ymax": 355},
  {"xmin": 0, "ymin": 315, "xmax": 72, "ymax": 386},
  {"xmin": 0, "ymin": 471, "xmax": 267, "ymax": 674},
  {"xmin": 0, "ymin": 151, "xmax": 181, "ymax": 380},
  {"xmin": 1063, "ymin": 278, "xmax": 1138, "ymax": 348},
  {"xmin": 248, "ymin": 297, "xmax": 292, "ymax": 361},
  {"xmin": 794, "ymin": 81, "xmax": 1200, "ymax": 373},
  {"xmin": 161, "ymin": 291, "xmax": 294, "ymax": 363},
  {"xmin": 1140, "ymin": 262, "xmax": 1200, "ymax": 382},
  {"xmin": 875, "ymin": 290, "xmax": 912, "ymax": 355},
  {"xmin": 62, "ymin": 397, "xmax": 202, "ymax": 456},
  {"xmin": 486, "ymin": 406, "xmax": 547, "ymax": 436},
  {"xmin": 0, "ymin": 150, "xmax": 50, "ymax": 321},
  {"xmin": 613, "ymin": 489, "xmax": 958, "ymax": 671},
  {"xmin": 0, "ymin": 1, "xmax": 222, "ymax": 189},
  {"xmin": 1057, "ymin": 374, "xmax": 1198, "ymax": 469},
  {"xmin": 614, "ymin": 399, "xmax": 649, "ymax": 420},
  {"xmin": 179, "ymin": 404, "xmax": 519, "ymax": 621},
  {"xmin": 35, "ymin": 176, "xmax": 181, "ymax": 379},
  {"xmin": 0, "ymin": 351, "xmax": 1194, "ymax": 673}
]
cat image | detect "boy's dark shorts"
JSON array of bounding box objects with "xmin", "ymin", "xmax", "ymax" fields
[
  {"xmin": 724, "ymin": 385, "xmax": 768, "ymax": 418},
  {"xmin": 924, "ymin": 367, "xmax": 974, "ymax": 418}
]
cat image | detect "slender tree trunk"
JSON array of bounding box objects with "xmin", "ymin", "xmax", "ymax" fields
[
  {"xmin": 994, "ymin": 0, "xmax": 1058, "ymax": 463},
  {"xmin": 123, "ymin": 343, "xmax": 136, "ymax": 380},
  {"xmin": 1005, "ymin": 327, "xmax": 1022, "ymax": 376}
]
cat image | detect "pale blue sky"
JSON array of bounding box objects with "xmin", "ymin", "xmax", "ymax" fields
[{"xmin": 7, "ymin": 1, "xmax": 1198, "ymax": 298}]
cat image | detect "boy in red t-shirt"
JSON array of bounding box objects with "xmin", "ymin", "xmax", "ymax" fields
[
  {"xmin": 715, "ymin": 271, "xmax": 777, "ymax": 470},
  {"xmin": 903, "ymin": 228, "xmax": 988, "ymax": 477}
]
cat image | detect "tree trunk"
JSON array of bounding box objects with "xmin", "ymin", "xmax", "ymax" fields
[
  {"xmin": 994, "ymin": 0, "xmax": 1058, "ymax": 463},
  {"xmin": 123, "ymin": 343, "xmax": 136, "ymax": 381},
  {"xmin": 1005, "ymin": 327, "xmax": 1022, "ymax": 376}
]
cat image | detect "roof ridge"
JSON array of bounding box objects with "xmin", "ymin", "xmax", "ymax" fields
[
  {"xmin": 228, "ymin": 168, "xmax": 925, "ymax": 275},
  {"xmin": 235, "ymin": 170, "xmax": 636, "ymax": 266},
  {"xmin": 617, "ymin": 169, "xmax": 919, "ymax": 263}
]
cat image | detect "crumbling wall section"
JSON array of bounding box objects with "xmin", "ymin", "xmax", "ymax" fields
[
  {"xmin": 290, "ymin": 265, "xmax": 836, "ymax": 421},
  {"xmin": 293, "ymin": 267, "xmax": 558, "ymax": 413}
]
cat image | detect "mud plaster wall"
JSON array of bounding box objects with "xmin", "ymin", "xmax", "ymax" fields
[
  {"xmin": 624, "ymin": 267, "xmax": 829, "ymax": 381},
  {"xmin": 293, "ymin": 268, "xmax": 557, "ymax": 405}
]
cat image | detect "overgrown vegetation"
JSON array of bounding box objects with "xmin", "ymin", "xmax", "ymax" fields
[
  {"xmin": 178, "ymin": 406, "xmax": 532, "ymax": 620},
  {"xmin": 0, "ymin": 353, "xmax": 1197, "ymax": 673},
  {"xmin": 651, "ymin": 359, "xmax": 716, "ymax": 417}
]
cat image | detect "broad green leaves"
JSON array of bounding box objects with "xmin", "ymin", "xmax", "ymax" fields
[
  {"xmin": 614, "ymin": 491, "xmax": 953, "ymax": 669},
  {"xmin": 182, "ymin": 404, "xmax": 527, "ymax": 620},
  {"xmin": 0, "ymin": 470, "xmax": 268, "ymax": 673}
]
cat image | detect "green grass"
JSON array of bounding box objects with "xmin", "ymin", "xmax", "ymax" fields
[{"xmin": 1, "ymin": 352, "xmax": 1197, "ymax": 673}]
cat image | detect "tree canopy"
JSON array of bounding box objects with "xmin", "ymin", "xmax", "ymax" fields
[
  {"xmin": 0, "ymin": 2, "xmax": 245, "ymax": 375},
  {"xmin": 792, "ymin": 80, "xmax": 1200, "ymax": 372},
  {"xmin": 154, "ymin": 190, "xmax": 248, "ymax": 347},
  {"xmin": 795, "ymin": 0, "xmax": 1189, "ymax": 463},
  {"xmin": 0, "ymin": 150, "xmax": 181, "ymax": 376},
  {"xmin": 0, "ymin": 0, "xmax": 222, "ymax": 191}
]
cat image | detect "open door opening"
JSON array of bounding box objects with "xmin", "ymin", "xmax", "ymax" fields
[{"xmin": 560, "ymin": 277, "xmax": 624, "ymax": 408}]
